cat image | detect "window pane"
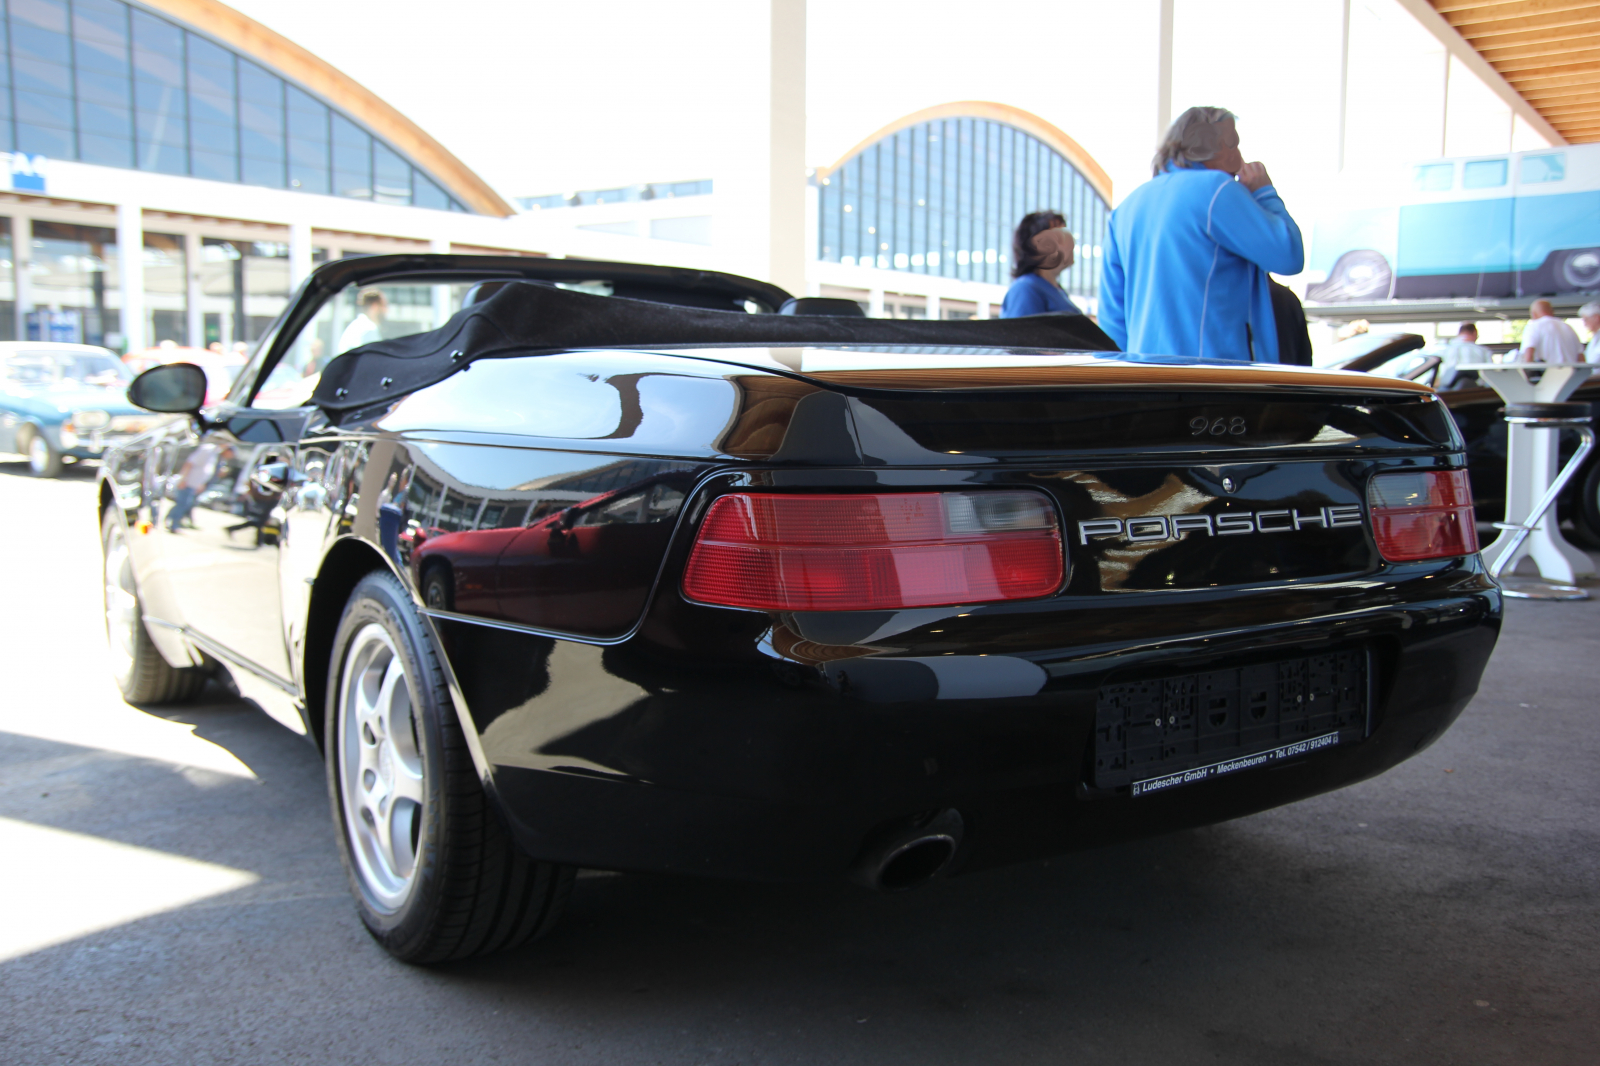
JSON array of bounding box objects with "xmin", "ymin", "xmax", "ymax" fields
[
  {"xmin": 1521, "ymin": 153, "xmax": 1565, "ymax": 184},
  {"xmin": 11, "ymin": 0, "xmax": 71, "ymax": 64},
  {"xmin": 413, "ymin": 172, "xmax": 449, "ymax": 210},
  {"xmin": 14, "ymin": 56, "xmax": 71, "ymax": 94},
  {"xmin": 15, "ymin": 89, "xmax": 72, "ymax": 128},
  {"xmin": 17, "ymin": 123, "xmax": 72, "ymax": 158},
  {"xmin": 78, "ymin": 100, "xmax": 130, "ymax": 137},
  {"xmin": 191, "ymin": 148, "xmax": 237, "ymax": 183},
  {"xmin": 241, "ymin": 154, "xmax": 283, "ymax": 187},
  {"xmin": 144, "ymin": 232, "xmax": 187, "ymax": 347},
  {"xmin": 80, "ymin": 132, "xmax": 132, "ymax": 168},
  {"xmin": 331, "ymin": 114, "xmax": 371, "ymax": 198},
  {"xmin": 373, "ymin": 141, "xmax": 411, "ymax": 204},
  {"xmin": 78, "ymin": 67, "xmax": 129, "ymax": 106},
  {"xmin": 1463, "ymin": 158, "xmax": 1507, "ymax": 189},
  {"xmin": 73, "ymin": 0, "xmax": 129, "ymax": 75},
  {"xmin": 1413, "ymin": 163, "xmax": 1453, "ymax": 191}
]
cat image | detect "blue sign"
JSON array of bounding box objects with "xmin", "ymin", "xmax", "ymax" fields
[{"xmin": 10, "ymin": 153, "xmax": 45, "ymax": 193}]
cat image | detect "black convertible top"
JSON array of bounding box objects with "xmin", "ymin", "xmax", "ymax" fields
[{"xmin": 310, "ymin": 281, "xmax": 1116, "ymax": 412}]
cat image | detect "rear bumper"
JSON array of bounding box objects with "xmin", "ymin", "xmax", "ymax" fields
[{"xmin": 438, "ymin": 565, "xmax": 1501, "ymax": 882}]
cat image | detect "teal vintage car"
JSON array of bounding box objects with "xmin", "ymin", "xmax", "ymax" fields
[{"xmin": 0, "ymin": 343, "xmax": 166, "ymax": 476}]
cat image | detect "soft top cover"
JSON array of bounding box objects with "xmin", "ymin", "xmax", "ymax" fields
[{"xmin": 310, "ymin": 281, "xmax": 1115, "ymax": 412}]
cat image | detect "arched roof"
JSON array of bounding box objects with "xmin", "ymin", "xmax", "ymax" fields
[
  {"xmin": 817, "ymin": 101, "xmax": 1113, "ymax": 205},
  {"xmin": 145, "ymin": 0, "xmax": 514, "ymax": 217}
]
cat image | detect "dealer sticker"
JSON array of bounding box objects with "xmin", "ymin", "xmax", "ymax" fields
[{"xmin": 1130, "ymin": 732, "xmax": 1342, "ymax": 797}]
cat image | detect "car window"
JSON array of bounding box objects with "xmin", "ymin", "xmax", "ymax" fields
[
  {"xmin": 1521, "ymin": 152, "xmax": 1565, "ymax": 184},
  {"xmin": 249, "ymin": 280, "xmax": 477, "ymax": 410},
  {"xmin": 1463, "ymin": 158, "xmax": 1507, "ymax": 189},
  {"xmin": 1413, "ymin": 163, "xmax": 1454, "ymax": 192},
  {"xmin": 1, "ymin": 349, "xmax": 130, "ymax": 387}
]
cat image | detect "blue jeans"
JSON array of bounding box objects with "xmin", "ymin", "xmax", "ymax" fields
[{"xmin": 167, "ymin": 487, "xmax": 197, "ymax": 531}]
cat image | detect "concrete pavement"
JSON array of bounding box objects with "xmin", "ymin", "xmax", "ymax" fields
[{"xmin": 1, "ymin": 462, "xmax": 1595, "ymax": 1065}]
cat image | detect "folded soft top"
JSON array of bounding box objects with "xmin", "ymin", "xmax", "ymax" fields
[{"xmin": 310, "ymin": 281, "xmax": 1116, "ymax": 412}]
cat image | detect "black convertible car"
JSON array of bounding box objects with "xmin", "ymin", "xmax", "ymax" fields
[{"xmin": 101, "ymin": 255, "xmax": 1501, "ymax": 963}]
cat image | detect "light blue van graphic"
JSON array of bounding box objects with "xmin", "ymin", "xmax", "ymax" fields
[{"xmin": 1307, "ymin": 145, "xmax": 1600, "ymax": 303}]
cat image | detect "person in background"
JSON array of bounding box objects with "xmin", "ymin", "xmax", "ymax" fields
[
  {"xmin": 339, "ymin": 288, "xmax": 388, "ymax": 352},
  {"xmin": 1519, "ymin": 300, "xmax": 1583, "ymax": 363},
  {"xmin": 1000, "ymin": 212, "xmax": 1081, "ymax": 317},
  {"xmin": 1579, "ymin": 301, "xmax": 1600, "ymax": 363},
  {"xmin": 1100, "ymin": 106, "xmax": 1303, "ymax": 361},
  {"xmin": 1438, "ymin": 322, "xmax": 1490, "ymax": 389},
  {"xmin": 165, "ymin": 441, "xmax": 223, "ymax": 533}
]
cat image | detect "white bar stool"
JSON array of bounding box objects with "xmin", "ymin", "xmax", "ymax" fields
[{"xmin": 1489, "ymin": 401, "xmax": 1596, "ymax": 600}]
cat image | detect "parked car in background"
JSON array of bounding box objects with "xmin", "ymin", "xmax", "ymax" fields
[
  {"xmin": 123, "ymin": 344, "xmax": 247, "ymax": 404},
  {"xmin": 99, "ymin": 254, "xmax": 1500, "ymax": 964},
  {"xmin": 0, "ymin": 343, "xmax": 168, "ymax": 476},
  {"xmin": 1307, "ymin": 144, "xmax": 1600, "ymax": 303},
  {"xmin": 1327, "ymin": 333, "xmax": 1600, "ymax": 545}
]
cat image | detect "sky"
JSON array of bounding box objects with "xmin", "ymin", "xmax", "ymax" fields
[{"xmin": 226, "ymin": 0, "xmax": 1538, "ymax": 213}]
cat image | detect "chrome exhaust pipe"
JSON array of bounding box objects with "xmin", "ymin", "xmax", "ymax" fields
[{"xmin": 850, "ymin": 809, "xmax": 963, "ymax": 891}]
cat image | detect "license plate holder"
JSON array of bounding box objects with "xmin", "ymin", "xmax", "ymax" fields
[{"xmin": 1092, "ymin": 648, "xmax": 1369, "ymax": 793}]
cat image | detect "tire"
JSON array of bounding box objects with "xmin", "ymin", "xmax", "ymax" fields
[
  {"xmin": 1305, "ymin": 249, "xmax": 1392, "ymax": 303},
  {"xmin": 420, "ymin": 563, "xmax": 452, "ymax": 610},
  {"xmin": 1558, "ymin": 248, "xmax": 1600, "ymax": 291},
  {"xmin": 26, "ymin": 430, "xmax": 62, "ymax": 478},
  {"xmin": 325, "ymin": 570, "xmax": 573, "ymax": 964},
  {"xmin": 101, "ymin": 507, "xmax": 207, "ymax": 704}
]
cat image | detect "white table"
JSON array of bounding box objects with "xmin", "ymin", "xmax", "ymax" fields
[{"xmin": 1458, "ymin": 362, "xmax": 1596, "ymax": 584}]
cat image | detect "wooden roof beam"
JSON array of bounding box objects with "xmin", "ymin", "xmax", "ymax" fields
[{"xmin": 1400, "ymin": 0, "xmax": 1566, "ymax": 143}]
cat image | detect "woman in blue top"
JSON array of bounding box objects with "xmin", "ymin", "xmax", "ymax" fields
[{"xmin": 1000, "ymin": 211, "xmax": 1082, "ymax": 318}]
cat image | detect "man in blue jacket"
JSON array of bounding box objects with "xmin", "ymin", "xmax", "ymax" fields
[{"xmin": 1100, "ymin": 107, "xmax": 1303, "ymax": 362}]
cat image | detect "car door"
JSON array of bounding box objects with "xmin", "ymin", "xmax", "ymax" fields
[{"xmin": 153, "ymin": 406, "xmax": 312, "ymax": 687}]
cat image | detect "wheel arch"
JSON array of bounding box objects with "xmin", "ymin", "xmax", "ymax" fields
[{"xmin": 302, "ymin": 537, "xmax": 394, "ymax": 749}]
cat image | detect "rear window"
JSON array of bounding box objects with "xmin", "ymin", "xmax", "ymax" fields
[{"xmin": 2, "ymin": 349, "xmax": 130, "ymax": 386}]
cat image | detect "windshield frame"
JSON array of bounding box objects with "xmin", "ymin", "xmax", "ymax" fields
[{"xmin": 227, "ymin": 254, "xmax": 794, "ymax": 409}]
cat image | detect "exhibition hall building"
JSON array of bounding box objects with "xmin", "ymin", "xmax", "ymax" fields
[{"xmin": 1, "ymin": 0, "xmax": 1116, "ymax": 355}]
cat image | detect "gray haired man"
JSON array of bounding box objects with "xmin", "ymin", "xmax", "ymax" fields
[{"xmin": 1581, "ymin": 300, "xmax": 1600, "ymax": 363}]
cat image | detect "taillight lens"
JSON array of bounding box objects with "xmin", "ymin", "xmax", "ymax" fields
[
  {"xmin": 1368, "ymin": 469, "xmax": 1478, "ymax": 562},
  {"xmin": 682, "ymin": 492, "xmax": 1064, "ymax": 611}
]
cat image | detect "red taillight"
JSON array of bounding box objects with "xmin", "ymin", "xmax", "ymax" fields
[
  {"xmin": 1368, "ymin": 469, "xmax": 1479, "ymax": 562},
  {"xmin": 682, "ymin": 492, "xmax": 1064, "ymax": 611}
]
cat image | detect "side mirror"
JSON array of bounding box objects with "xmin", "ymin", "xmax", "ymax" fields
[{"xmin": 127, "ymin": 362, "xmax": 208, "ymax": 415}]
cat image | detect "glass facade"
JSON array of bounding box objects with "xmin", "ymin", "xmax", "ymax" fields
[
  {"xmin": 518, "ymin": 179, "xmax": 713, "ymax": 211},
  {"xmin": 0, "ymin": 0, "xmax": 467, "ymax": 211},
  {"xmin": 817, "ymin": 117, "xmax": 1110, "ymax": 298}
]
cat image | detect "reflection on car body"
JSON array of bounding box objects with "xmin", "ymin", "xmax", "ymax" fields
[{"xmin": 98, "ymin": 253, "xmax": 1501, "ymax": 963}]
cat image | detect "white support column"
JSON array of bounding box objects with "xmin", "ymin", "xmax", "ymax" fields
[
  {"xmin": 14, "ymin": 214, "xmax": 31, "ymax": 341},
  {"xmin": 1155, "ymin": 0, "xmax": 1174, "ymax": 144},
  {"xmin": 926, "ymin": 293, "xmax": 941, "ymax": 321},
  {"xmin": 1440, "ymin": 52, "xmax": 1452, "ymax": 157},
  {"xmin": 116, "ymin": 202, "xmax": 144, "ymax": 353},
  {"xmin": 715, "ymin": 0, "xmax": 807, "ymax": 297},
  {"xmin": 976, "ymin": 300, "xmax": 991, "ymax": 320},
  {"xmin": 288, "ymin": 221, "xmax": 313, "ymax": 291},
  {"xmin": 430, "ymin": 237, "xmax": 452, "ymax": 326},
  {"xmin": 1337, "ymin": 0, "xmax": 1351, "ymax": 171},
  {"xmin": 867, "ymin": 288, "xmax": 885, "ymax": 318},
  {"xmin": 768, "ymin": 0, "xmax": 807, "ymax": 297},
  {"xmin": 184, "ymin": 231, "xmax": 203, "ymax": 348}
]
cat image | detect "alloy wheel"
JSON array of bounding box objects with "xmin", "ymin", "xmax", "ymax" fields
[
  {"xmin": 27, "ymin": 434, "xmax": 51, "ymax": 475},
  {"xmin": 337, "ymin": 623, "xmax": 426, "ymax": 913}
]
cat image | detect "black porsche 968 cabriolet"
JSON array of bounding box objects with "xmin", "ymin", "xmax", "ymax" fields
[{"xmin": 100, "ymin": 254, "xmax": 1502, "ymax": 963}]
